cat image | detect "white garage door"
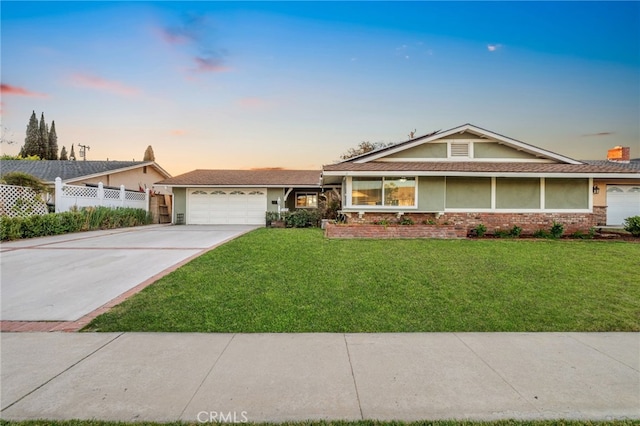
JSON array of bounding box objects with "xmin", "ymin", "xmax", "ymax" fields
[
  {"xmin": 188, "ymin": 188, "xmax": 267, "ymax": 225},
  {"xmin": 606, "ymin": 185, "xmax": 640, "ymax": 225}
]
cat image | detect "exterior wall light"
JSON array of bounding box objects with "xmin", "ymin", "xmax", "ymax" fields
[{"xmin": 592, "ymin": 185, "xmax": 600, "ymax": 194}]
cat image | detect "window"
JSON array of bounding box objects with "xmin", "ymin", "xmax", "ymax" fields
[
  {"xmin": 351, "ymin": 177, "xmax": 416, "ymax": 207},
  {"xmin": 296, "ymin": 193, "xmax": 318, "ymax": 208},
  {"xmin": 445, "ymin": 177, "xmax": 491, "ymax": 209}
]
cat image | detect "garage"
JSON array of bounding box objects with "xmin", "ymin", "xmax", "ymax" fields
[
  {"xmin": 188, "ymin": 188, "xmax": 267, "ymax": 225},
  {"xmin": 606, "ymin": 185, "xmax": 640, "ymax": 225}
]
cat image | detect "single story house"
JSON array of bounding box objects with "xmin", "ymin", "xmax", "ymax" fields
[
  {"xmin": 157, "ymin": 124, "xmax": 639, "ymax": 231},
  {"xmin": 322, "ymin": 123, "xmax": 640, "ymax": 231},
  {"xmin": 0, "ymin": 160, "xmax": 173, "ymax": 220},
  {"xmin": 156, "ymin": 169, "xmax": 323, "ymax": 225},
  {"xmin": 0, "ymin": 160, "xmax": 172, "ymax": 193}
]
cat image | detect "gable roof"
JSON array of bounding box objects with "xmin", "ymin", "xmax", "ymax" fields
[
  {"xmin": 157, "ymin": 169, "xmax": 322, "ymax": 187},
  {"xmin": 340, "ymin": 123, "xmax": 583, "ymax": 165},
  {"xmin": 0, "ymin": 160, "xmax": 171, "ymax": 183},
  {"xmin": 323, "ymin": 161, "xmax": 640, "ymax": 177}
]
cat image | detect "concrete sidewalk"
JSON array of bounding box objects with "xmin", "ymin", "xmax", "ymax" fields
[{"xmin": 1, "ymin": 332, "xmax": 638, "ymax": 422}]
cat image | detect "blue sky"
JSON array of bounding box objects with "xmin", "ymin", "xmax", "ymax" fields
[{"xmin": 1, "ymin": 1, "xmax": 639, "ymax": 175}]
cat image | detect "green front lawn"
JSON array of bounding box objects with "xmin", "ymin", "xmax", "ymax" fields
[{"xmin": 84, "ymin": 229, "xmax": 640, "ymax": 332}]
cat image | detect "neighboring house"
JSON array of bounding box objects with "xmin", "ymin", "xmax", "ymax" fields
[
  {"xmin": 584, "ymin": 149, "xmax": 640, "ymax": 226},
  {"xmin": 156, "ymin": 169, "xmax": 322, "ymax": 225},
  {"xmin": 321, "ymin": 123, "xmax": 640, "ymax": 231},
  {"xmin": 0, "ymin": 160, "xmax": 172, "ymax": 193}
]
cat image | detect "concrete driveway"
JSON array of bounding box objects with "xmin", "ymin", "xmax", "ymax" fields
[{"xmin": 0, "ymin": 225, "xmax": 258, "ymax": 323}]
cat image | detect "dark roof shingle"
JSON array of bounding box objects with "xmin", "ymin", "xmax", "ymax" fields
[{"xmin": 0, "ymin": 160, "xmax": 157, "ymax": 182}]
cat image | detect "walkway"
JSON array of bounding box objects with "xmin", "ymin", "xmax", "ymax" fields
[{"xmin": 1, "ymin": 332, "xmax": 638, "ymax": 422}]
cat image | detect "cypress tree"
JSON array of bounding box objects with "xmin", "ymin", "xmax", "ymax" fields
[
  {"xmin": 22, "ymin": 111, "xmax": 40, "ymax": 158},
  {"xmin": 38, "ymin": 112, "xmax": 49, "ymax": 159},
  {"xmin": 60, "ymin": 145, "xmax": 68, "ymax": 161},
  {"xmin": 143, "ymin": 145, "xmax": 155, "ymax": 161},
  {"xmin": 69, "ymin": 144, "xmax": 76, "ymax": 161},
  {"xmin": 48, "ymin": 121, "xmax": 59, "ymax": 160}
]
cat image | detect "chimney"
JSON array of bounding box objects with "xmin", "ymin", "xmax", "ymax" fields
[{"xmin": 607, "ymin": 146, "xmax": 630, "ymax": 163}]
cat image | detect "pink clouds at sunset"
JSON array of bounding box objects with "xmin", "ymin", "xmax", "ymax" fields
[
  {"xmin": 170, "ymin": 129, "xmax": 188, "ymax": 136},
  {"xmin": 0, "ymin": 84, "xmax": 48, "ymax": 98},
  {"xmin": 69, "ymin": 73, "xmax": 141, "ymax": 97},
  {"xmin": 236, "ymin": 97, "xmax": 271, "ymax": 109}
]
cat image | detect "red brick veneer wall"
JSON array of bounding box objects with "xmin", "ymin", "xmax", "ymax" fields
[
  {"xmin": 333, "ymin": 207, "xmax": 606, "ymax": 238},
  {"xmin": 438, "ymin": 212, "xmax": 601, "ymax": 234},
  {"xmin": 325, "ymin": 223, "xmax": 466, "ymax": 239}
]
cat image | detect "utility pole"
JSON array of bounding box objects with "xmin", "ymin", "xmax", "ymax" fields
[{"xmin": 78, "ymin": 144, "xmax": 90, "ymax": 161}]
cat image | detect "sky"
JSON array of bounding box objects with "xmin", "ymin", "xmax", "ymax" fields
[{"xmin": 1, "ymin": 1, "xmax": 639, "ymax": 176}]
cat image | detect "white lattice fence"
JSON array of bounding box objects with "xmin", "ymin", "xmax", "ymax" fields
[
  {"xmin": 0, "ymin": 184, "xmax": 49, "ymax": 218},
  {"xmin": 55, "ymin": 178, "xmax": 149, "ymax": 212}
]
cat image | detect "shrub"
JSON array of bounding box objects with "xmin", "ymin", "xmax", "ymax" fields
[
  {"xmin": 510, "ymin": 225, "xmax": 522, "ymax": 238},
  {"xmin": 422, "ymin": 219, "xmax": 437, "ymax": 225},
  {"xmin": 0, "ymin": 171, "xmax": 47, "ymax": 193},
  {"xmin": 550, "ymin": 222, "xmax": 564, "ymax": 239},
  {"xmin": 571, "ymin": 229, "xmax": 595, "ymax": 240},
  {"xmin": 373, "ymin": 219, "xmax": 390, "ymax": 226},
  {"xmin": 623, "ymin": 216, "xmax": 640, "ymax": 237},
  {"xmin": 0, "ymin": 207, "xmax": 153, "ymax": 241},
  {"xmin": 533, "ymin": 229, "xmax": 550, "ymax": 238},
  {"xmin": 321, "ymin": 198, "xmax": 341, "ymax": 220},
  {"xmin": 282, "ymin": 209, "xmax": 321, "ymax": 228},
  {"xmin": 0, "ymin": 217, "xmax": 22, "ymax": 240},
  {"xmin": 474, "ymin": 223, "xmax": 487, "ymax": 237},
  {"xmin": 494, "ymin": 229, "xmax": 511, "ymax": 238},
  {"xmin": 399, "ymin": 217, "xmax": 414, "ymax": 226},
  {"xmin": 265, "ymin": 211, "xmax": 279, "ymax": 225}
]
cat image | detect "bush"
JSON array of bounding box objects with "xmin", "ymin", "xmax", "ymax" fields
[
  {"xmin": 282, "ymin": 209, "xmax": 321, "ymax": 228},
  {"xmin": 550, "ymin": 221, "xmax": 564, "ymax": 239},
  {"xmin": 623, "ymin": 216, "xmax": 640, "ymax": 237},
  {"xmin": 494, "ymin": 229, "xmax": 511, "ymax": 238},
  {"xmin": 0, "ymin": 217, "xmax": 22, "ymax": 240},
  {"xmin": 510, "ymin": 225, "xmax": 522, "ymax": 238},
  {"xmin": 0, "ymin": 207, "xmax": 153, "ymax": 241},
  {"xmin": 533, "ymin": 229, "xmax": 550, "ymax": 238},
  {"xmin": 474, "ymin": 223, "xmax": 487, "ymax": 237},
  {"xmin": 0, "ymin": 171, "xmax": 47, "ymax": 193},
  {"xmin": 399, "ymin": 217, "xmax": 414, "ymax": 225},
  {"xmin": 265, "ymin": 211, "xmax": 279, "ymax": 225},
  {"xmin": 570, "ymin": 228, "xmax": 595, "ymax": 239}
]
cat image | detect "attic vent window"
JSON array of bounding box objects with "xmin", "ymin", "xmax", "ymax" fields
[{"xmin": 450, "ymin": 143, "xmax": 469, "ymax": 157}]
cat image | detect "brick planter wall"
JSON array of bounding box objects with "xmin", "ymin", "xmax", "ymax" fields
[
  {"xmin": 336, "ymin": 209, "xmax": 606, "ymax": 238},
  {"xmin": 325, "ymin": 223, "xmax": 466, "ymax": 239},
  {"xmin": 437, "ymin": 212, "xmax": 601, "ymax": 235}
]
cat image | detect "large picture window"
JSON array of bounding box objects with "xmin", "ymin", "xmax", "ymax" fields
[{"xmin": 351, "ymin": 177, "xmax": 416, "ymax": 207}]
